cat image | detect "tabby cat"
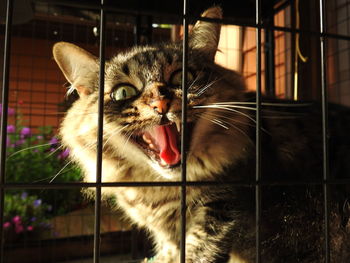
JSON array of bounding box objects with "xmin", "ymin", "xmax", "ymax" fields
[{"xmin": 53, "ymin": 7, "xmax": 350, "ymax": 263}]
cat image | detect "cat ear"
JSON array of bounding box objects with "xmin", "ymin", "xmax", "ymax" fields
[
  {"xmin": 53, "ymin": 42, "xmax": 98, "ymax": 96},
  {"xmin": 189, "ymin": 6, "xmax": 222, "ymax": 61}
]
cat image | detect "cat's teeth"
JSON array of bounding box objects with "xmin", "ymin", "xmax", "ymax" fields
[
  {"xmin": 149, "ymin": 143, "xmax": 160, "ymax": 153},
  {"xmin": 143, "ymin": 134, "xmax": 152, "ymax": 144},
  {"xmin": 149, "ymin": 143, "xmax": 155, "ymax": 149},
  {"xmin": 175, "ymin": 120, "xmax": 181, "ymax": 133},
  {"xmin": 160, "ymin": 158, "xmax": 167, "ymax": 166}
]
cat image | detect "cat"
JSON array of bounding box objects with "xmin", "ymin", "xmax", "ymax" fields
[{"xmin": 52, "ymin": 7, "xmax": 350, "ymax": 263}]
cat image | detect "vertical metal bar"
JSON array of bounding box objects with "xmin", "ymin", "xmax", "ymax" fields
[
  {"xmin": 93, "ymin": 1, "xmax": 106, "ymax": 262},
  {"xmin": 180, "ymin": 0, "xmax": 189, "ymax": 262},
  {"xmin": 319, "ymin": 0, "xmax": 330, "ymax": 262},
  {"xmin": 0, "ymin": 1, "xmax": 13, "ymax": 262},
  {"xmin": 255, "ymin": 0, "xmax": 262, "ymax": 262}
]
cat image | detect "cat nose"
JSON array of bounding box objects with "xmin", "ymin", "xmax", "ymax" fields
[
  {"xmin": 149, "ymin": 82, "xmax": 171, "ymax": 114},
  {"xmin": 150, "ymin": 98, "xmax": 170, "ymax": 114}
]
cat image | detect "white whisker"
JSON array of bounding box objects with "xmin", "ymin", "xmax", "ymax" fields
[
  {"xmin": 193, "ymin": 105, "xmax": 256, "ymax": 124},
  {"xmin": 206, "ymin": 103, "xmax": 308, "ymax": 117},
  {"xmin": 33, "ymin": 167, "xmax": 78, "ymax": 183},
  {"xmin": 48, "ymin": 140, "xmax": 98, "ymax": 183},
  {"xmin": 121, "ymin": 130, "xmax": 134, "ymax": 154},
  {"xmin": 196, "ymin": 77, "xmax": 223, "ymax": 97},
  {"xmin": 203, "ymin": 111, "xmax": 271, "ymax": 136},
  {"xmin": 103, "ymin": 125, "xmax": 130, "ymax": 149},
  {"xmin": 213, "ymin": 101, "xmax": 312, "ymax": 107},
  {"xmin": 49, "ymin": 160, "xmax": 74, "ymax": 183},
  {"xmin": 188, "ymin": 72, "xmax": 201, "ymax": 91},
  {"xmin": 45, "ymin": 144, "xmax": 64, "ymax": 158},
  {"xmin": 197, "ymin": 113, "xmax": 254, "ymax": 145},
  {"xmin": 7, "ymin": 142, "xmax": 59, "ymax": 159},
  {"xmin": 198, "ymin": 114, "xmax": 228, "ymax": 129},
  {"xmin": 62, "ymin": 112, "xmax": 98, "ymax": 119},
  {"xmin": 205, "ymin": 104, "xmax": 257, "ymax": 111},
  {"xmin": 211, "ymin": 118, "xmax": 229, "ymax": 129},
  {"xmin": 203, "ymin": 111, "xmax": 254, "ymax": 128}
]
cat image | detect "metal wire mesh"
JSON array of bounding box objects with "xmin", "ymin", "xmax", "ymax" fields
[{"xmin": 1, "ymin": 0, "xmax": 350, "ymax": 262}]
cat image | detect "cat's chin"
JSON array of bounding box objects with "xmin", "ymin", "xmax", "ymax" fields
[{"xmin": 148, "ymin": 160, "xmax": 182, "ymax": 180}]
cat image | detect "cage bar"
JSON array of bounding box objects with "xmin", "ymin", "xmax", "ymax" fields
[
  {"xmin": 3, "ymin": 177, "xmax": 350, "ymax": 190},
  {"xmin": 0, "ymin": 1, "xmax": 13, "ymax": 263},
  {"xmin": 255, "ymin": 0, "xmax": 262, "ymax": 262},
  {"xmin": 0, "ymin": 1, "xmax": 348, "ymax": 262},
  {"xmin": 93, "ymin": 1, "xmax": 107, "ymax": 263},
  {"xmin": 319, "ymin": 0, "xmax": 330, "ymax": 262},
  {"xmin": 180, "ymin": 0, "xmax": 189, "ymax": 262}
]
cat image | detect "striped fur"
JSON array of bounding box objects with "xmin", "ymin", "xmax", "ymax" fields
[{"xmin": 53, "ymin": 7, "xmax": 350, "ymax": 263}]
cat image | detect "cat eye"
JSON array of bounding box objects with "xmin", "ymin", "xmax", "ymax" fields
[
  {"xmin": 169, "ymin": 70, "xmax": 194, "ymax": 87},
  {"xmin": 111, "ymin": 84, "xmax": 138, "ymax": 101}
]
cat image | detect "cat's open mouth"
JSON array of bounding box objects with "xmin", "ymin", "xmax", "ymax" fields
[{"xmin": 134, "ymin": 121, "xmax": 183, "ymax": 168}]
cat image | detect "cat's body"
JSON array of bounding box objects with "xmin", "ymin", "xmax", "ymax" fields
[{"xmin": 53, "ymin": 7, "xmax": 350, "ymax": 263}]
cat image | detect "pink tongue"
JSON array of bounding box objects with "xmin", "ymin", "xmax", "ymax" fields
[{"xmin": 153, "ymin": 125, "xmax": 180, "ymax": 166}]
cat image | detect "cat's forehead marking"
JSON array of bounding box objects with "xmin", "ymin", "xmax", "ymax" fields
[
  {"xmin": 105, "ymin": 45, "xmax": 185, "ymax": 92},
  {"xmin": 122, "ymin": 63, "xmax": 130, "ymax": 76}
]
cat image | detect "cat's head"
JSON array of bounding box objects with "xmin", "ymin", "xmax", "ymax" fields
[{"xmin": 53, "ymin": 7, "xmax": 250, "ymax": 181}]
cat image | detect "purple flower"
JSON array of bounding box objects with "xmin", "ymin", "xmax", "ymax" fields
[
  {"xmin": 15, "ymin": 139, "xmax": 26, "ymax": 146},
  {"xmin": 58, "ymin": 148, "xmax": 70, "ymax": 159},
  {"xmin": 0, "ymin": 104, "xmax": 15, "ymax": 116},
  {"xmin": 37, "ymin": 135, "xmax": 43, "ymax": 140},
  {"xmin": 33, "ymin": 199, "xmax": 42, "ymax": 208},
  {"xmin": 8, "ymin": 107, "xmax": 15, "ymax": 116},
  {"xmin": 31, "ymin": 217, "xmax": 37, "ymax": 222},
  {"xmin": 27, "ymin": 226, "xmax": 34, "ymax": 231},
  {"xmin": 21, "ymin": 192, "xmax": 28, "ymax": 200},
  {"xmin": 20, "ymin": 127, "xmax": 31, "ymax": 138},
  {"xmin": 3, "ymin": 222, "xmax": 11, "ymax": 228},
  {"xmin": 7, "ymin": 125, "xmax": 15, "ymax": 133},
  {"xmin": 49, "ymin": 137, "xmax": 59, "ymax": 145}
]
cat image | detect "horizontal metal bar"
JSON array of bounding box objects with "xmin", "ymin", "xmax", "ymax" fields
[
  {"xmin": 1, "ymin": 179, "xmax": 350, "ymax": 189},
  {"xmin": 34, "ymin": 0, "xmax": 171, "ymax": 16}
]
